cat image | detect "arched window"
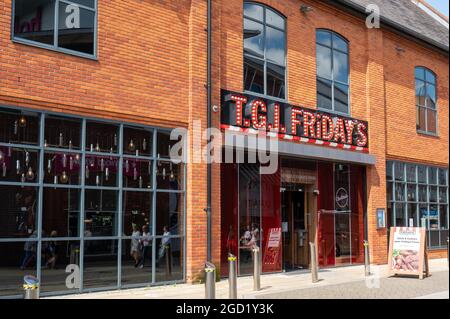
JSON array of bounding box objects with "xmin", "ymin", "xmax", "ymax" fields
[
  {"xmin": 243, "ymin": 2, "xmax": 286, "ymax": 99},
  {"xmin": 316, "ymin": 30, "xmax": 349, "ymax": 114},
  {"xmin": 415, "ymin": 67, "xmax": 437, "ymax": 134}
]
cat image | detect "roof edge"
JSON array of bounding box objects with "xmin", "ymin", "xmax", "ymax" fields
[{"xmin": 322, "ymin": 0, "xmax": 449, "ymax": 54}]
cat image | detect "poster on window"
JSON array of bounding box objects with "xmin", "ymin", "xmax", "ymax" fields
[
  {"xmin": 388, "ymin": 227, "xmax": 429, "ymax": 279},
  {"xmin": 263, "ymin": 228, "xmax": 281, "ymax": 265}
]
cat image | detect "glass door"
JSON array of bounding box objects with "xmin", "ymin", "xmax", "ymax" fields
[{"xmin": 238, "ymin": 164, "xmax": 261, "ymax": 275}]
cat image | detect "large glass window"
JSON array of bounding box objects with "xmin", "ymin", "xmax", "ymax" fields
[
  {"xmin": 243, "ymin": 2, "xmax": 286, "ymax": 99},
  {"xmin": 316, "ymin": 30, "xmax": 350, "ymax": 114},
  {"xmin": 415, "ymin": 67, "xmax": 437, "ymax": 134},
  {"xmin": 387, "ymin": 161, "xmax": 448, "ymax": 249},
  {"xmin": 13, "ymin": 0, "xmax": 96, "ymax": 57},
  {"xmin": 0, "ymin": 106, "xmax": 185, "ymax": 297}
]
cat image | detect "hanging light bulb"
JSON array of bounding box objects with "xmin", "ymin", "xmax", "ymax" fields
[
  {"xmin": 136, "ymin": 149, "xmax": 139, "ymax": 157},
  {"xmin": 100, "ymin": 158, "xmax": 105, "ymax": 172},
  {"xmin": 13, "ymin": 120, "xmax": 18, "ymax": 135},
  {"xmin": 54, "ymin": 175, "xmax": 58, "ymax": 185},
  {"xmin": 59, "ymin": 133, "xmax": 64, "ymax": 147},
  {"xmin": 44, "ymin": 140, "xmax": 48, "ymax": 148},
  {"xmin": 133, "ymin": 167, "xmax": 138, "ymax": 181},
  {"xmin": 69, "ymin": 140, "xmax": 73, "ymax": 149},
  {"xmin": 69, "ymin": 156, "xmax": 74, "ymax": 170},
  {"xmin": 85, "ymin": 165, "xmax": 90, "ymax": 179},
  {"xmin": 18, "ymin": 115, "xmax": 27, "ymax": 128},
  {"xmin": 90, "ymin": 144, "xmax": 94, "ymax": 152},
  {"xmin": 25, "ymin": 152, "xmax": 30, "ymax": 167},
  {"xmin": 139, "ymin": 176, "xmax": 143, "ymax": 188},
  {"xmin": 125, "ymin": 160, "xmax": 129, "ymax": 174},
  {"xmin": 0, "ymin": 151, "xmax": 3, "ymax": 162},
  {"xmin": 128, "ymin": 139, "xmax": 135, "ymax": 152},
  {"xmin": 2, "ymin": 162, "xmax": 6, "ymax": 177},
  {"xmin": 95, "ymin": 142, "xmax": 100, "ymax": 152},
  {"xmin": 62, "ymin": 154, "xmax": 67, "ymax": 168},
  {"xmin": 60, "ymin": 171, "xmax": 69, "ymax": 184},
  {"xmin": 105, "ymin": 167, "xmax": 109, "ymax": 181},
  {"xmin": 26, "ymin": 167, "xmax": 35, "ymax": 181},
  {"xmin": 169, "ymin": 162, "xmax": 174, "ymax": 179},
  {"xmin": 47, "ymin": 159, "xmax": 52, "ymax": 173},
  {"xmin": 162, "ymin": 167, "xmax": 166, "ymax": 180},
  {"xmin": 16, "ymin": 160, "xmax": 21, "ymax": 175},
  {"xmin": 21, "ymin": 173, "xmax": 26, "ymax": 183},
  {"xmin": 96, "ymin": 175, "xmax": 100, "ymax": 186},
  {"xmin": 142, "ymin": 138, "xmax": 147, "ymax": 151}
]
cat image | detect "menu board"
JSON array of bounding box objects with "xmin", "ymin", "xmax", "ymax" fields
[
  {"xmin": 388, "ymin": 227, "xmax": 429, "ymax": 279},
  {"xmin": 263, "ymin": 228, "xmax": 282, "ymax": 265}
]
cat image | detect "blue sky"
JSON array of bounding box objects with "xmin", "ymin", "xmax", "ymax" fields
[{"xmin": 426, "ymin": 0, "xmax": 449, "ymax": 17}]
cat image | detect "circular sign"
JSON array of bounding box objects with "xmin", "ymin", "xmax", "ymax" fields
[{"xmin": 336, "ymin": 187, "xmax": 349, "ymax": 209}]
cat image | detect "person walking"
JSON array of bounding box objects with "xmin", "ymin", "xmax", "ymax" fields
[
  {"xmin": 139, "ymin": 225, "xmax": 151, "ymax": 269},
  {"xmin": 130, "ymin": 224, "xmax": 141, "ymax": 267}
]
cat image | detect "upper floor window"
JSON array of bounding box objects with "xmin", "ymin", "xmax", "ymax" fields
[
  {"xmin": 243, "ymin": 2, "xmax": 286, "ymax": 100},
  {"xmin": 415, "ymin": 67, "xmax": 437, "ymax": 134},
  {"xmin": 316, "ymin": 30, "xmax": 349, "ymax": 114},
  {"xmin": 13, "ymin": 0, "xmax": 96, "ymax": 58}
]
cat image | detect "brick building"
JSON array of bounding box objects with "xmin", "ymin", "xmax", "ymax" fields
[{"xmin": 0, "ymin": 0, "xmax": 448, "ymax": 297}]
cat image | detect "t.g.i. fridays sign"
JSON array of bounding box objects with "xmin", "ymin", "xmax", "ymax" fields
[{"xmin": 221, "ymin": 90, "xmax": 369, "ymax": 150}]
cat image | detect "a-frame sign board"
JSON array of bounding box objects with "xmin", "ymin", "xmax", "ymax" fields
[{"xmin": 388, "ymin": 227, "xmax": 429, "ymax": 280}]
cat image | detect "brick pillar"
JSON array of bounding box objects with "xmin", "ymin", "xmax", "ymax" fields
[
  {"xmin": 211, "ymin": 0, "xmax": 223, "ymax": 275},
  {"xmin": 365, "ymin": 28, "xmax": 388, "ymax": 264},
  {"xmin": 186, "ymin": 0, "xmax": 208, "ymax": 283}
]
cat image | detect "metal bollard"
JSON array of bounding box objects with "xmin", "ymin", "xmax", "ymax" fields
[
  {"xmin": 309, "ymin": 242, "xmax": 319, "ymax": 283},
  {"xmin": 23, "ymin": 275, "xmax": 39, "ymax": 299},
  {"xmin": 252, "ymin": 246, "xmax": 261, "ymax": 291},
  {"xmin": 228, "ymin": 254, "xmax": 237, "ymax": 299},
  {"xmin": 364, "ymin": 240, "xmax": 371, "ymax": 276},
  {"xmin": 204, "ymin": 262, "xmax": 216, "ymax": 299}
]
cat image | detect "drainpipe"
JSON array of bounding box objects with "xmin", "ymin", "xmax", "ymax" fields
[{"xmin": 206, "ymin": 0, "xmax": 212, "ymax": 263}]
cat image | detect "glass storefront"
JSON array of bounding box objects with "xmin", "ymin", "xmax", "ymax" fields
[
  {"xmin": 0, "ymin": 106, "xmax": 185, "ymax": 297},
  {"xmin": 220, "ymin": 155, "xmax": 365, "ymax": 276},
  {"xmin": 317, "ymin": 163, "xmax": 365, "ymax": 267},
  {"xmin": 386, "ymin": 161, "xmax": 448, "ymax": 249}
]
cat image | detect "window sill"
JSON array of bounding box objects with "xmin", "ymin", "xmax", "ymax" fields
[
  {"xmin": 317, "ymin": 107, "xmax": 350, "ymax": 117},
  {"xmin": 243, "ymin": 91, "xmax": 288, "ymax": 104},
  {"xmin": 417, "ymin": 130, "xmax": 439, "ymax": 138},
  {"xmin": 12, "ymin": 38, "xmax": 98, "ymax": 61},
  {"xmin": 427, "ymin": 246, "xmax": 448, "ymax": 251}
]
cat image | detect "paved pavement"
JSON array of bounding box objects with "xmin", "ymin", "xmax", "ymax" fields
[
  {"xmin": 47, "ymin": 258, "xmax": 449, "ymax": 299},
  {"xmin": 415, "ymin": 291, "xmax": 449, "ymax": 299},
  {"xmin": 253, "ymin": 271, "xmax": 449, "ymax": 299}
]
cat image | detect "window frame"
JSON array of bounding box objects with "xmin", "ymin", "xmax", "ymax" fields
[
  {"xmin": 11, "ymin": 0, "xmax": 98, "ymax": 60},
  {"xmin": 0, "ymin": 104, "xmax": 186, "ymax": 297},
  {"xmin": 386, "ymin": 160, "xmax": 449, "ymax": 250},
  {"xmin": 243, "ymin": 2, "xmax": 287, "ymax": 101},
  {"xmin": 415, "ymin": 66, "xmax": 438, "ymax": 136},
  {"xmin": 316, "ymin": 29, "xmax": 351, "ymax": 116}
]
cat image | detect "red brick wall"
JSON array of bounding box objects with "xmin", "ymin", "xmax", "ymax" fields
[
  {"xmin": 1, "ymin": 0, "xmax": 448, "ymax": 282},
  {"xmin": 215, "ymin": 0, "xmax": 449, "ymax": 264}
]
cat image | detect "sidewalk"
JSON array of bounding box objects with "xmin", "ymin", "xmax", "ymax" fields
[{"xmin": 47, "ymin": 259, "xmax": 449, "ymax": 299}]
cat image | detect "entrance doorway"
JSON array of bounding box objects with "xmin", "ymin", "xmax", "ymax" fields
[{"xmin": 281, "ymin": 186, "xmax": 309, "ymax": 271}]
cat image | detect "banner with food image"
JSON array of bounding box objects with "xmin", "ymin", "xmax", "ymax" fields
[{"xmin": 388, "ymin": 227, "xmax": 428, "ymax": 279}]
